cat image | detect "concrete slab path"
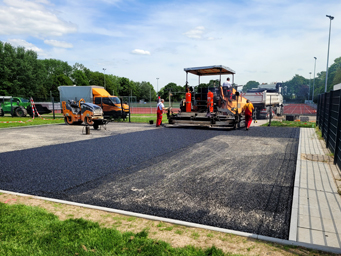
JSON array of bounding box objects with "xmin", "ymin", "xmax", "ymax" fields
[{"xmin": 290, "ymin": 128, "xmax": 341, "ymax": 252}]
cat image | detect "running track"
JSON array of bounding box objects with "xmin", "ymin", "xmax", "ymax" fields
[
  {"xmin": 49, "ymin": 104, "xmax": 317, "ymax": 115},
  {"xmin": 283, "ymin": 104, "xmax": 317, "ymax": 115}
]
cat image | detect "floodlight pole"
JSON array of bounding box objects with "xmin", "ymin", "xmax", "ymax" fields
[
  {"xmin": 156, "ymin": 78, "xmax": 159, "ymax": 97},
  {"xmin": 325, "ymin": 15, "xmax": 334, "ymax": 92},
  {"xmin": 309, "ymin": 72, "xmax": 311, "ymax": 101},
  {"xmin": 103, "ymin": 68, "xmax": 106, "ymax": 89},
  {"xmin": 313, "ymin": 57, "xmax": 317, "ymax": 101}
]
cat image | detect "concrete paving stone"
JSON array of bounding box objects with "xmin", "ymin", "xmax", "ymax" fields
[
  {"xmin": 298, "ymin": 214, "xmax": 341, "ymax": 234},
  {"xmin": 299, "ymin": 204, "xmax": 325, "ymax": 219},
  {"xmin": 298, "ymin": 215, "xmax": 322, "ymax": 231},
  {"xmin": 297, "ymin": 227, "xmax": 341, "ymax": 248}
]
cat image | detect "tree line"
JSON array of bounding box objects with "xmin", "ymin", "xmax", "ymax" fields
[
  {"xmin": 242, "ymin": 57, "xmax": 341, "ymax": 102},
  {"xmin": 1, "ymin": 40, "xmax": 341, "ymax": 103},
  {"xmin": 0, "ymin": 41, "xmax": 157, "ymax": 102}
]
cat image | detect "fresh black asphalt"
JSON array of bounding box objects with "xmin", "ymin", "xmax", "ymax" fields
[{"xmin": 0, "ymin": 126, "xmax": 299, "ymax": 239}]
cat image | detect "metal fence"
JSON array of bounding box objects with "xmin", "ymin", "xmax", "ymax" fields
[{"xmin": 317, "ymin": 89, "xmax": 341, "ymax": 167}]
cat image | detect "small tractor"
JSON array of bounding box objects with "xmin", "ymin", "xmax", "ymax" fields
[
  {"xmin": 62, "ymin": 99, "xmax": 107, "ymax": 129},
  {"xmin": 0, "ymin": 96, "xmax": 51, "ymax": 117},
  {"xmin": 167, "ymin": 65, "xmax": 248, "ymax": 129}
]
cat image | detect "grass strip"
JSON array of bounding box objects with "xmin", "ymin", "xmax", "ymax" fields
[
  {"xmin": 0, "ymin": 203, "xmax": 230, "ymax": 255},
  {"xmin": 0, "ymin": 114, "xmax": 169, "ymax": 128},
  {"xmin": 261, "ymin": 121, "xmax": 316, "ymax": 128},
  {"xmin": 0, "ymin": 117, "xmax": 64, "ymax": 128}
]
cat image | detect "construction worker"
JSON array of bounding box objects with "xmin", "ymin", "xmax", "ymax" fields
[
  {"xmin": 156, "ymin": 99, "xmax": 164, "ymax": 127},
  {"xmin": 242, "ymin": 100, "xmax": 254, "ymax": 130},
  {"xmin": 222, "ymin": 77, "xmax": 232, "ymax": 100}
]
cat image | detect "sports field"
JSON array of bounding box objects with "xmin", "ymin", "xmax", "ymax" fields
[{"xmin": 283, "ymin": 103, "xmax": 317, "ymax": 115}]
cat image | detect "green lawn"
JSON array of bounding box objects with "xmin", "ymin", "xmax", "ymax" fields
[
  {"xmin": 261, "ymin": 121, "xmax": 316, "ymax": 128},
  {"xmin": 0, "ymin": 116, "xmax": 65, "ymax": 128},
  {"xmin": 0, "ymin": 114, "xmax": 169, "ymax": 128},
  {"xmin": 0, "ymin": 203, "xmax": 227, "ymax": 256}
]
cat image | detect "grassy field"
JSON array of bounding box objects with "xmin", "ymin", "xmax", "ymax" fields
[
  {"xmin": 261, "ymin": 121, "xmax": 316, "ymax": 128},
  {"xmin": 0, "ymin": 194, "xmax": 331, "ymax": 256},
  {"xmin": 0, "ymin": 202, "xmax": 225, "ymax": 256},
  {"xmin": 0, "ymin": 114, "xmax": 168, "ymax": 128}
]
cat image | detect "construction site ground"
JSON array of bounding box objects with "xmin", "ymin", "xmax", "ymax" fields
[{"xmin": 0, "ymin": 122, "xmax": 298, "ymax": 240}]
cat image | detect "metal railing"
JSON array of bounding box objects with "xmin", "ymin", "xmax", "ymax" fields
[{"xmin": 317, "ymin": 89, "xmax": 341, "ymax": 168}]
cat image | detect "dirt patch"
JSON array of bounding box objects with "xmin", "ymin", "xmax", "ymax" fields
[
  {"xmin": 0, "ymin": 193, "xmax": 332, "ymax": 256},
  {"xmin": 301, "ymin": 153, "xmax": 334, "ymax": 163}
]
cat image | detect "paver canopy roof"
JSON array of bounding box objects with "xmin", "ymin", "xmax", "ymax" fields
[{"xmin": 184, "ymin": 65, "xmax": 235, "ymax": 76}]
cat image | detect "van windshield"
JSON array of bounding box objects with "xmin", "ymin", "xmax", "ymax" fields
[{"xmin": 110, "ymin": 97, "xmax": 121, "ymax": 104}]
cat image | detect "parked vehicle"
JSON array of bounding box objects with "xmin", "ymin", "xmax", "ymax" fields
[
  {"xmin": 0, "ymin": 96, "xmax": 51, "ymax": 117},
  {"xmin": 62, "ymin": 98, "xmax": 106, "ymax": 129},
  {"xmin": 58, "ymin": 86, "xmax": 129, "ymax": 119},
  {"xmin": 241, "ymin": 82, "xmax": 283, "ymax": 119},
  {"xmin": 167, "ymin": 65, "xmax": 248, "ymax": 129}
]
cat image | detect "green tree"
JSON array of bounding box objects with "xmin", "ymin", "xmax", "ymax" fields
[
  {"xmin": 71, "ymin": 63, "xmax": 90, "ymax": 86},
  {"xmin": 136, "ymin": 81, "xmax": 156, "ymax": 102},
  {"xmin": 159, "ymin": 82, "xmax": 185, "ymax": 101},
  {"xmin": 242, "ymin": 81, "xmax": 259, "ymax": 92}
]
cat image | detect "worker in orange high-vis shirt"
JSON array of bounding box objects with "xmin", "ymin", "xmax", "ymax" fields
[
  {"xmin": 242, "ymin": 100, "xmax": 254, "ymax": 130},
  {"xmin": 156, "ymin": 99, "xmax": 164, "ymax": 127}
]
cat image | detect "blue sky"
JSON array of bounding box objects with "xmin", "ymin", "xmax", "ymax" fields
[{"xmin": 0, "ymin": 0, "xmax": 340, "ymax": 92}]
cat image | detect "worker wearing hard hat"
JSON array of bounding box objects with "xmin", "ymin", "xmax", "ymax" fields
[
  {"xmin": 156, "ymin": 99, "xmax": 164, "ymax": 127},
  {"xmin": 242, "ymin": 100, "xmax": 254, "ymax": 130}
]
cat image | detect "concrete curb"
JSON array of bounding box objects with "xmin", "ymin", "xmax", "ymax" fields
[
  {"xmin": 1, "ymin": 189, "xmax": 341, "ymax": 254},
  {"xmin": 289, "ymin": 128, "xmax": 301, "ymax": 241}
]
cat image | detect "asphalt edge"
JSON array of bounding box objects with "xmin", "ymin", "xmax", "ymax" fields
[
  {"xmin": 289, "ymin": 127, "xmax": 301, "ymax": 241},
  {"xmin": 1, "ymin": 189, "xmax": 341, "ymax": 254}
]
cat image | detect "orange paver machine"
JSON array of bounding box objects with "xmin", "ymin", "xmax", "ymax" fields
[{"xmin": 167, "ymin": 65, "xmax": 248, "ymax": 129}]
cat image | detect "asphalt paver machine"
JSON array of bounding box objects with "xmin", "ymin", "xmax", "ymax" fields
[{"xmin": 167, "ymin": 65, "xmax": 248, "ymax": 129}]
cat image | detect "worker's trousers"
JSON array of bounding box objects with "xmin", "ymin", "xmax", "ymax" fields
[
  {"xmin": 156, "ymin": 110, "xmax": 162, "ymax": 127},
  {"xmin": 245, "ymin": 114, "xmax": 252, "ymax": 129}
]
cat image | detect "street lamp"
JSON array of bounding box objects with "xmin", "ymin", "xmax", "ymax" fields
[
  {"xmin": 156, "ymin": 78, "xmax": 159, "ymax": 97},
  {"xmin": 103, "ymin": 68, "xmax": 106, "ymax": 89},
  {"xmin": 309, "ymin": 72, "xmax": 311, "ymax": 101},
  {"xmin": 325, "ymin": 15, "xmax": 334, "ymax": 92},
  {"xmin": 313, "ymin": 57, "xmax": 317, "ymax": 101}
]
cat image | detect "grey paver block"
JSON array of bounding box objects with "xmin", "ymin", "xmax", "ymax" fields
[{"xmin": 298, "ymin": 228, "xmax": 341, "ymax": 248}]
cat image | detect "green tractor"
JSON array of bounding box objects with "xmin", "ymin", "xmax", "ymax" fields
[{"xmin": 0, "ymin": 96, "xmax": 51, "ymax": 117}]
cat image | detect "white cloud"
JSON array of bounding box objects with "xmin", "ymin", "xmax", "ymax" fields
[
  {"xmin": 7, "ymin": 39, "xmax": 43, "ymax": 52},
  {"xmin": 131, "ymin": 49, "xmax": 151, "ymax": 55},
  {"xmin": 44, "ymin": 39, "xmax": 73, "ymax": 48},
  {"xmin": 0, "ymin": 0, "xmax": 77, "ymax": 37},
  {"xmin": 183, "ymin": 26, "xmax": 205, "ymax": 39}
]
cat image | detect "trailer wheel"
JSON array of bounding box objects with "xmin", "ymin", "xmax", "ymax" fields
[
  {"xmin": 93, "ymin": 123, "xmax": 99, "ymax": 130},
  {"xmin": 0, "ymin": 108, "xmax": 4, "ymax": 117},
  {"xmin": 64, "ymin": 116, "xmax": 73, "ymax": 125}
]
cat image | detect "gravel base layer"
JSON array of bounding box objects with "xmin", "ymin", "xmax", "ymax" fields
[{"xmin": 0, "ymin": 125, "xmax": 299, "ymax": 240}]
